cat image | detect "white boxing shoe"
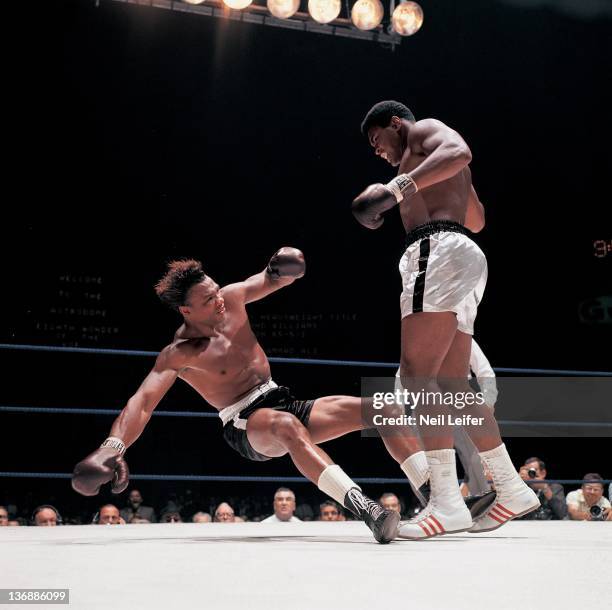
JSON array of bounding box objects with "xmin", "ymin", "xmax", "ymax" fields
[
  {"xmin": 469, "ymin": 483, "xmax": 540, "ymax": 533},
  {"xmin": 397, "ymin": 503, "xmax": 473, "ymax": 539},
  {"xmin": 397, "ymin": 449, "xmax": 473, "ymax": 540}
]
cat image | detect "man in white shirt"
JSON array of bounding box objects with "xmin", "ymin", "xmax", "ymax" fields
[
  {"xmin": 566, "ymin": 474, "xmax": 612, "ymax": 521},
  {"xmin": 261, "ymin": 488, "xmax": 302, "ymax": 523}
]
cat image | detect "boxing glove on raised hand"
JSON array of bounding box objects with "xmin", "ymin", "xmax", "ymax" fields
[
  {"xmin": 72, "ymin": 446, "xmax": 130, "ymax": 496},
  {"xmin": 266, "ymin": 247, "xmax": 306, "ymax": 279}
]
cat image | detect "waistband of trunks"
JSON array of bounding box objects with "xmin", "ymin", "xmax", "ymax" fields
[
  {"xmin": 218, "ymin": 379, "xmax": 278, "ymax": 426},
  {"xmin": 405, "ymin": 220, "xmax": 472, "ymax": 249}
]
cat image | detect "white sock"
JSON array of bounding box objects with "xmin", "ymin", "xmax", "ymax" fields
[
  {"xmin": 317, "ymin": 464, "xmax": 360, "ymax": 507},
  {"xmin": 425, "ymin": 449, "xmax": 465, "ymax": 508},
  {"xmin": 400, "ymin": 451, "xmax": 429, "ymax": 489},
  {"xmin": 479, "ymin": 443, "xmax": 523, "ymax": 490}
]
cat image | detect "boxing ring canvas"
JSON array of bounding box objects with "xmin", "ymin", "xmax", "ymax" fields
[{"xmin": 2, "ymin": 521, "xmax": 610, "ymax": 609}]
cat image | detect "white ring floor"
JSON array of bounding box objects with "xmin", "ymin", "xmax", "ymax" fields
[{"xmin": 2, "ymin": 521, "xmax": 610, "ymax": 610}]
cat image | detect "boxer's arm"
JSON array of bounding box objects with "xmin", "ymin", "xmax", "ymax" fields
[
  {"xmin": 239, "ymin": 247, "xmax": 306, "ymax": 304},
  {"xmin": 398, "ymin": 119, "xmax": 472, "ymax": 190},
  {"xmin": 465, "ymin": 186, "xmax": 485, "ymax": 233},
  {"xmin": 109, "ymin": 348, "xmax": 181, "ymax": 447}
]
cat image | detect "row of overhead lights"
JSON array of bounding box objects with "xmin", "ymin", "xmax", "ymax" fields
[{"xmin": 183, "ymin": 0, "xmax": 424, "ymax": 35}]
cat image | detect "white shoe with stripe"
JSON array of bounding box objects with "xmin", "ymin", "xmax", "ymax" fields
[
  {"xmin": 397, "ymin": 504, "xmax": 473, "ymax": 539},
  {"xmin": 468, "ymin": 484, "xmax": 540, "ymax": 533},
  {"xmin": 396, "ymin": 449, "xmax": 473, "ymax": 540}
]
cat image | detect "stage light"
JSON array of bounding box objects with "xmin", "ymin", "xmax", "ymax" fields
[
  {"xmin": 308, "ymin": 0, "xmax": 341, "ymax": 24},
  {"xmin": 267, "ymin": 0, "xmax": 301, "ymax": 19},
  {"xmin": 351, "ymin": 0, "xmax": 384, "ymax": 30},
  {"xmin": 223, "ymin": 0, "xmax": 253, "ymax": 9},
  {"xmin": 391, "ymin": 1, "xmax": 423, "ymax": 36},
  {"xmin": 183, "ymin": 0, "xmax": 206, "ymax": 5}
]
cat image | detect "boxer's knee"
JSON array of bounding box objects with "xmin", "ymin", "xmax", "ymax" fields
[{"xmin": 270, "ymin": 412, "xmax": 310, "ymax": 449}]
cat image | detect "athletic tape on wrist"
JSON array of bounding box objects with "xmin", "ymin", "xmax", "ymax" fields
[
  {"xmin": 101, "ymin": 436, "xmax": 126, "ymax": 456},
  {"xmin": 386, "ymin": 174, "xmax": 418, "ymax": 202}
]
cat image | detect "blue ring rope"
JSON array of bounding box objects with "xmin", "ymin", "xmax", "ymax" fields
[
  {"xmin": 2, "ymin": 406, "xmax": 611, "ymax": 428},
  {"xmin": 0, "ymin": 472, "xmax": 609, "ymax": 485},
  {"xmin": 1, "ymin": 343, "xmax": 610, "ymax": 376}
]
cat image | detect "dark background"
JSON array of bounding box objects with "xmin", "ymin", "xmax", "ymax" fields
[{"xmin": 2, "ymin": 0, "xmax": 610, "ymax": 519}]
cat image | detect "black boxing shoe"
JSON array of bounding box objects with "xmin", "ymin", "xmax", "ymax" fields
[
  {"xmin": 344, "ymin": 488, "xmax": 400, "ymax": 544},
  {"xmin": 464, "ymin": 490, "xmax": 497, "ymax": 520},
  {"xmin": 411, "ymin": 481, "xmax": 430, "ymax": 508}
]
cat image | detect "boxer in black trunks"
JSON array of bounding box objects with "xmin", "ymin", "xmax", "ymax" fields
[{"xmin": 72, "ymin": 248, "xmax": 414, "ymax": 543}]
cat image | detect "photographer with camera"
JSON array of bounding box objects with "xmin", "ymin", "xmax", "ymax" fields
[
  {"xmin": 566, "ymin": 473, "xmax": 612, "ymax": 521},
  {"xmin": 518, "ymin": 458, "xmax": 567, "ymax": 520}
]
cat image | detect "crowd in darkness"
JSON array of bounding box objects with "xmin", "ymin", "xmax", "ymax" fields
[{"xmin": 2, "ymin": 458, "xmax": 610, "ymax": 527}]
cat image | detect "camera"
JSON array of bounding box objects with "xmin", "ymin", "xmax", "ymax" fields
[
  {"xmin": 589, "ymin": 505, "xmax": 605, "ymax": 521},
  {"xmin": 527, "ymin": 468, "xmax": 537, "ymax": 478}
]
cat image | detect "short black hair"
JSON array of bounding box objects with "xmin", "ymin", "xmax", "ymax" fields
[
  {"xmin": 155, "ymin": 259, "xmax": 206, "ymax": 311},
  {"xmin": 361, "ymin": 100, "xmax": 415, "ymax": 137},
  {"xmin": 524, "ymin": 457, "xmax": 546, "ymax": 471}
]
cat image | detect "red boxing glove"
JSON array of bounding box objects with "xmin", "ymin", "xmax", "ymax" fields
[
  {"xmin": 72, "ymin": 446, "xmax": 130, "ymax": 496},
  {"xmin": 266, "ymin": 247, "xmax": 306, "ymax": 279}
]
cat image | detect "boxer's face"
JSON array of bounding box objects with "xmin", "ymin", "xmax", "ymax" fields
[
  {"xmin": 182, "ymin": 277, "xmax": 226, "ymax": 324},
  {"xmin": 368, "ymin": 118, "xmax": 403, "ymax": 167}
]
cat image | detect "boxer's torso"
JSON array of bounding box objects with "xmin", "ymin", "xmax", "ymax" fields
[
  {"xmin": 170, "ymin": 288, "xmax": 271, "ymax": 409},
  {"xmin": 398, "ymin": 145, "xmax": 472, "ymax": 232}
]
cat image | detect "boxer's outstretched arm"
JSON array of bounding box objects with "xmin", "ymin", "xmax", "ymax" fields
[
  {"xmin": 399, "ymin": 119, "xmax": 472, "ymax": 189},
  {"xmin": 465, "ymin": 186, "xmax": 485, "ymax": 233},
  {"xmin": 237, "ymin": 247, "xmax": 306, "ymax": 304},
  {"xmin": 109, "ymin": 348, "xmax": 181, "ymax": 447}
]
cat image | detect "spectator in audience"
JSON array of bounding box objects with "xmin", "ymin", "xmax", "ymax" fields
[
  {"xmin": 98, "ymin": 504, "xmax": 123, "ymax": 525},
  {"xmin": 261, "ymin": 488, "xmax": 301, "ymax": 523},
  {"xmin": 518, "ymin": 457, "xmax": 567, "ymax": 520},
  {"xmin": 567, "ymin": 473, "xmax": 612, "ymax": 521},
  {"xmin": 319, "ymin": 500, "xmax": 342, "ymax": 521},
  {"xmin": 295, "ymin": 502, "xmax": 315, "ymax": 521},
  {"xmin": 120, "ymin": 489, "xmax": 157, "ymax": 524},
  {"xmin": 8, "ymin": 520, "xmax": 21, "ymax": 526},
  {"xmin": 0, "ymin": 506, "xmax": 8, "ymax": 526},
  {"xmin": 608, "ymin": 482, "xmax": 611, "ymax": 503},
  {"xmin": 129, "ymin": 517, "xmax": 151, "ymax": 524},
  {"xmin": 213, "ymin": 503, "xmax": 236, "ymax": 523},
  {"xmin": 192, "ymin": 511, "xmax": 212, "ymax": 523},
  {"xmin": 379, "ymin": 493, "xmax": 402, "ymax": 516},
  {"xmin": 161, "ymin": 511, "xmax": 183, "ymax": 523},
  {"xmin": 32, "ymin": 505, "xmax": 60, "ymax": 526}
]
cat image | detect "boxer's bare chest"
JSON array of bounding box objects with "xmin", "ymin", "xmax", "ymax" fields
[
  {"xmin": 175, "ymin": 311, "xmax": 270, "ymax": 408},
  {"xmin": 398, "ymin": 151, "xmax": 471, "ymax": 231}
]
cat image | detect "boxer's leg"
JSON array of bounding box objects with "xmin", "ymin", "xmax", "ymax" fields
[{"xmin": 246, "ymin": 408, "xmax": 399, "ymax": 543}]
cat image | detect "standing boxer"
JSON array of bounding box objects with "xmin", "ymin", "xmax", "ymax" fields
[{"xmin": 353, "ymin": 101, "xmax": 539, "ymax": 537}]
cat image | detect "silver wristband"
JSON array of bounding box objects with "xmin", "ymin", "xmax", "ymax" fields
[
  {"xmin": 100, "ymin": 436, "xmax": 126, "ymax": 456},
  {"xmin": 386, "ymin": 174, "xmax": 418, "ymax": 203}
]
